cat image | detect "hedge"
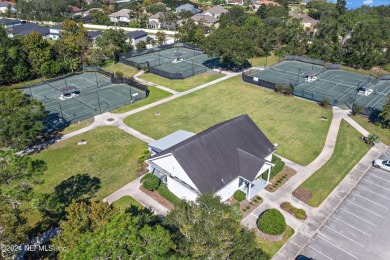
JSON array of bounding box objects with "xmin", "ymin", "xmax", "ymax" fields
[
  {"xmin": 157, "ymin": 184, "xmax": 181, "ymax": 206},
  {"xmin": 233, "ymin": 190, "xmax": 246, "ymax": 202},
  {"xmin": 257, "ymin": 208, "xmax": 286, "ymax": 235},
  {"xmin": 263, "ymin": 155, "xmax": 285, "ymax": 181},
  {"xmin": 141, "ymin": 173, "xmax": 160, "ymax": 191}
]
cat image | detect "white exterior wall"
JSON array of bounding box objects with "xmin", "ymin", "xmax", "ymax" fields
[
  {"xmin": 254, "ymin": 153, "xmax": 273, "ymax": 179},
  {"xmin": 167, "ymin": 176, "xmax": 198, "ymax": 201},
  {"xmin": 119, "ymin": 16, "xmax": 130, "ymax": 23},
  {"xmin": 0, "ymin": 7, "xmax": 7, "ymax": 13},
  {"xmin": 133, "ymin": 35, "xmax": 148, "ymax": 45},
  {"xmin": 216, "ymin": 177, "xmax": 240, "ymax": 202},
  {"xmin": 152, "ymin": 155, "xmax": 199, "ymax": 191}
]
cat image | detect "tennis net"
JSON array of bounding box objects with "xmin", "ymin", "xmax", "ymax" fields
[{"xmin": 269, "ymin": 67, "xmax": 297, "ymax": 76}]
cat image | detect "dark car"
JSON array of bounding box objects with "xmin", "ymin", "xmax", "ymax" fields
[{"xmin": 296, "ymin": 255, "xmax": 315, "ymax": 260}]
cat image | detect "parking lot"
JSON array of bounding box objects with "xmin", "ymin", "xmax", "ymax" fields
[{"xmin": 302, "ymin": 149, "xmax": 390, "ymax": 260}]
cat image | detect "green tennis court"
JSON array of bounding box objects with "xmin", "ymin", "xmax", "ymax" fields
[
  {"xmin": 247, "ymin": 60, "xmax": 389, "ymax": 111},
  {"xmin": 123, "ymin": 46, "xmax": 218, "ymax": 79},
  {"xmin": 23, "ymin": 72, "xmax": 147, "ymax": 129}
]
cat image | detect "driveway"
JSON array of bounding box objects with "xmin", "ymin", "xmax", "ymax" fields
[{"xmin": 300, "ymin": 149, "xmax": 390, "ymax": 260}]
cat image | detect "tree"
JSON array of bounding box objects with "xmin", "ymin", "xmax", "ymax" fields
[
  {"xmin": 52, "ymin": 200, "xmax": 118, "ymax": 249},
  {"xmin": 136, "ymin": 40, "xmax": 147, "ymax": 51},
  {"xmin": 336, "ymin": 0, "xmax": 347, "ymax": 15},
  {"xmin": 379, "ymin": 95, "xmax": 390, "ymax": 129},
  {"xmin": 59, "ymin": 212, "xmax": 174, "ymax": 259},
  {"xmin": 96, "ymin": 29, "xmax": 132, "ymax": 63},
  {"xmin": 177, "ymin": 19, "xmax": 206, "ymax": 45},
  {"xmin": 90, "ymin": 9, "xmax": 110, "ymax": 25},
  {"xmin": 156, "ymin": 30, "xmax": 166, "ymax": 45},
  {"xmin": 201, "ymin": 25, "xmax": 255, "ymax": 67},
  {"xmin": 165, "ymin": 194, "xmax": 268, "ymax": 259},
  {"xmin": 0, "ymin": 88, "xmax": 46, "ymax": 149},
  {"xmin": 0, "ymin": 151, "xmax": 46, "ymax": 245},
  {"xmin": 22, "ymin": 32, "xmax": 53, "ymax": 76}
]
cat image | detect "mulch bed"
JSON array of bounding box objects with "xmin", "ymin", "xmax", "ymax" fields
[
  {"xmin": 265, "ymin": 166, "xmax": 297, "ymax": 192},
  {"xmin": 139, "ymin": 186, "xmax": 174, "ymax": 210},
  {"xmin": 253, "ymin": 228, "xmax": 285, "ymax": 241},
  {"xmin": 227, "ymin": 197, "xmax": 263, "ymax": 219},
  {"xmin": 292, "ymin": 187, "xmax": 312, "ymax": 203}
]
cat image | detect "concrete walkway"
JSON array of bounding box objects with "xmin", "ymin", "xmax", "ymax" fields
[
  {"xmin": 134, "ymin": 71, "xmax": 179, "ymax": 95},
  {"xmin": 104, "ymin": 176, "xmax": 169, "ymax": 216}
]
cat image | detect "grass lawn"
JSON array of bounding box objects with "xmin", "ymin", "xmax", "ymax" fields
[
  {"xmin": 113, "ymin": 196, "xmax": 144, "ymax": 212},
  {"xmin": 251, "ymin": 53, "xmax": 280, "ymax": 67},
  {"xmin": 124, "ymin": 76, "xmax": 332, "ymax": 165},
  {"xmin": 102, "ymin": 62, "xmax": 139, "ymax": 78},
  {"xmin": 112, "ymin": 86, "xmax": 172, "ymax": 113},
  {"xmin": 351, "ymin": 115, "xmax": 390, "ymax": 146},
  {"xmin": 256, "ymin": 225, "xmax": 295, "ymax": 257},
  {"xmin": 11, "ymin": 77, "xmax": 45, "ymax": 89},
  {"xmin": 340, "ymin": 65, "xmax": 390, "ymax": 76},
  {"xmin": 60, "ymin": 118, "xmax": 94, "ymax": 135},
  {"xmin": 139, "ymin": 72, "xmax": 224, "ymax": 92},
  {"xmin": 298, "ymin": 120, "xmax": 370, "ymax": 207},
  {"xmin": 33, "ymin": 127, "xmax": 147, "ymax": 200}
]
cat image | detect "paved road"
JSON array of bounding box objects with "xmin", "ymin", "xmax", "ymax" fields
[{"xmin": 300, "ymin": 148, "xmax": 390, "ymax": 260}]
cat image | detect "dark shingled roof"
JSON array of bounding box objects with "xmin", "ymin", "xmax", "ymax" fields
[{"xmin": 150, "ymin": 114, "xmax": 275, "ymax": 193}]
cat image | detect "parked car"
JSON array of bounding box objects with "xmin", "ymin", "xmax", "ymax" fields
[
  {"xmin": 295, "ymin": 255, "xmax": 314, "ymax": 260},
  {"xmin": 373, "ymin": 160, "xmax": 390, "ymax": 171}
]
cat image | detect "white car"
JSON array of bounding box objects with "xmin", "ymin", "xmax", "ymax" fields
[{"xmin": 373, "ymin": 160, "xmax": 390, "ymax": 171}]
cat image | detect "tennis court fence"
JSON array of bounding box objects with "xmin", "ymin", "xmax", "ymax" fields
[
  {"xmin": 285, "ymin": 55, "xmax": 326, "ymax": 66},
  {"xmin": 242, "ymin": 70, "xmax": 291, "ymax": 90},
  {"xmin": 380, "ymin": 75, "xmax": 390, "ymax": 80}
]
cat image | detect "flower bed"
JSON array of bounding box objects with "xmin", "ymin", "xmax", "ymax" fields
[
  {"xmin": 280, "ymin": 202, "xmax": 307, "ymax": 220},
  {"xmin": 266, "ymin": 166, "xmax": 296, "ymax": 192}
]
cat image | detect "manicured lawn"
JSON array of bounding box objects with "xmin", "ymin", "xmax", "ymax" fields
[
  {"xmin": 340, "ymin": 65, "xmax": 389, "ymax": 76},
  {"xmin": 60, "ymin": 118, "xmax": 94, "ymax": 135},
  {"xmin": 124, "ymin": 76, "xmax": 332, "ymax": 165},
  {"xmin": 112, "ymin": 86, "xmax": 172, "ymax": 113},
  {"xmin": 139, "ymin": 72, "xmax": 224, "ymax": 92},
  {"xmin": 251, "ymin": 53, "xmax": 280, "ymax": 67},
  {"xmin": 33, "ymin": 127, "xmax": 147, "ymax": 200},
  {"xmin": 113, "ymin": 196, "xmax": 144, "ymax": 212},
  {"xmin": 102, "ymin": 62, "xmax": 139, "ymax": 78},
  {"xmin": 351, "ymin": 115, "xmax": 390, "ymax": 146},
  {"xmin": 298, "ymin": 120, "xmax": 370, "ymax": 207},
  {"xmin": 256, "ymin": 225, "xmax": 295, "ymax": 257},
  {"xmin": 11, "ymin": 77, "xmax": 45, "ymax": 89}
]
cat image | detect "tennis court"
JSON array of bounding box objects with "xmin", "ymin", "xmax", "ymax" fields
[
  {"xmin": 24, "ymin": 71, "xmax": 147, "ymax": 129},
  {"xmin": 246, "ymin": 60, "xmax": 389, "ymax": 111},
  {"xmin": 122, "ymin": 45, "xmax": 217, "ymax": 79}
]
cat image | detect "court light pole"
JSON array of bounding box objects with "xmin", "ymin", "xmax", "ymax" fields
[
  {"xmin": 96, "ymin": 91, "xmax": 102, "ymax": 114},
  {"xmin": 58, "ymin": 102, "xmax": 64, "ymax": 119}
]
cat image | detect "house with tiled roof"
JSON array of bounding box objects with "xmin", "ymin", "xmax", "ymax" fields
[
  {"xmin": 252, "ymin": 0, "xmax": 281, "ymax": 11},
  {"xmin": 191, "ymin": 14, "xmax": 219, "ymax": 28},
  {"xmin": 109, "ymin": 9, "xmax": 131, "ymax": 23},
  {"xmin": 204, "ymin": 5, "xmax": 228, "ymax": 19},
  {"xmin": 0, "ymin": 0, "xmax": 15, "ymax": 13},
  {"xmin": 290, "ymin": 11, "xmax": 319, "ymax": 29}
]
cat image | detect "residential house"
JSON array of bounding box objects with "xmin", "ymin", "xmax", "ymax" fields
[
  {"xmin": 148, "ymin": 12, "xmax": 162, "ymax": 29},
  {"xmin": 252, "ymin": 0, "xmax": 281, "ymax": 11},
  {"xmin": 109, "ymin": 9, "xmax": 131, "ymax": 23},
  {"xmin": 146, "ymin": 115, "xmax": 276, "ymax": 202},
  {"xmin": 204, "ymin": 5, "xmax": 228, "ymax": 19},
  {"xmin": 228, "ymin": 0, "xmax": 243, "ymax": 6},
  {"xmin": 0, "ymin": 18, "xmax": 21, "ymax": 28},
  {"xmin": 68, "ymin": 5, "xmax": 84, "ymax": 17},
  {"xmin": 87, "ymin": 30, "xmax": 102, "ymax": 47},
  {"xmin": 16, "ymin": 26, "xmax": 50, "ymax": 39},
  {"xmin": 191, "ymin": 14, "xmax": 219, "ymax": 28},
  {"xmin": 175, "ymin": 4, "xmax": 202, "ymax": 15},
  {"xmin": 48, "ymin": 24, "xmax": 62, "ymax": 40},
  {"xmin": 125, "ymin": 30, "xmax": 148, "ymax": 46},
  {"xmin": 290, "ymin": 12, "xmax": 319, "ymax": 30},
  {"xmin": 6, "ymin": 22, "xmax": 40, "ymax": 37},
  {"xmin": 83, "ymin": 8, "xmax": 103, "ymax": 17},
  {"xmin": 0, "ymin": 0, "xmax": 15, "ymax": 13},
  {"xmin": 84, "ymin": 0, "xmax": 93, "ymax": 5}
]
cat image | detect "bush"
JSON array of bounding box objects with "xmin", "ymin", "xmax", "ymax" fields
[
  {"xmin": 295, "ymin": 209, "xmax": 307, "ymax": 220},
  {"xmin": 257, "ymin": 209, "xmax": 286, "ymax": 235},
  {"xmin": 283, "ymin": 86, "xmax": 293, "ymax": 95},
  {"xmin": 321, "ymin": 98, "xmax": 330, "ymax": 107},
  {"xmin": 246, "ymin": 205, "xmax": 250, "ymax": 210},
  {"xmin": 263, "ymin": 155, "xmax": 285, "ymax": 181},
  {"xmin": 157, "ymin": 184, "xmax": 181, "ymax": 205},
  {"xmin": 275, "ymin": 84, "xmax": 283, "ymax": 93},
  {"xmin": 233, "ymin": 190, "xmax": 246, "ymax": 202},
  {"xmin": 141, "ymin": 173, "xmax": 160, "ymax": 191},
  {"xmin": 291, "ymin": 207, "xmax": 298, "ymax": 214},
  {"xmin": 384, "ymin": 64, "xmax": 390, "ymax": 72},
  {"xmin": 256, "ymin": 196, "xmax": 261, "ymax": 200},
  {"xmin": 352, "ymin": 104, "xmax": 362, "ymax": 116},
  {"xmin": 281, "ymin": 202, "xmax": 292, "ymax": 212},
  {"xmin": 114, "ymin": 71, "xmax": 124, "ymax": 78},
  {"xmin": 365, "ymin": 134, "xmax": 379, "ymax": 145}
]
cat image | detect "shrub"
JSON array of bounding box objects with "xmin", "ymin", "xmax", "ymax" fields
[
  {"xmin": 157, "ymin": 184, "xmax": 181, "ymax": 205},
  {"xmin": 246, "ymin": 205, "xmax": 250, "ymax": 210},
  {"xmin": 263, "ymin": 155, "xmax": 285, "ymax": 181},
  {"xmin": 114, "ymin": 71, "xmax": 124, "ymax": 78},
  {"xmin": 275, "ymin": 84, "xmax": 283, "ymax": 93},
  {"xmin": 135, "ymin": 63, "xmax": 141, "ymax": 70},
  {"xmin": 365, "ymin": 134, "xmax": 379, "ymax": 145},
  {"xmin": 320, "ymin": 97, "xmax": 330, "ymax": 107},
  {"xmin": 291, "ymin": 207, "xmax": 298, "ymax": 214},
  {"xmin": 295, "ymin": 209, "xmax": 307, "ymax": 220},
  {"xmin": 141, "ymin": 173, "xmax": 160, "ymax": 191},
  {"xmin": 384, "ymin": 63, "xmax": 390, "ymax": 72},
  {"xmin": 283, "ymin": 86, "xmax": 293, "ymax": 95},
  {"xmin": 243, "ymin": 209, "xmax": 247, "ymax": 212},
  {"xmin": 352, "ymin": 104, "xmax": 362, "ymax": 116},
  {"xmin": 281, "ymin": 202, "xmax": 292, "ymax": 212},
  {"xmin": 257, "ymin": 209, "xmax": 286, "ymax": 235},
  {"xmin": 256, "ymin": 196, "xmax": 261, "ymax": 200},
  {"xmin": 233, "ymin": 190, "xmax": 246, "ymax": 202}
]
